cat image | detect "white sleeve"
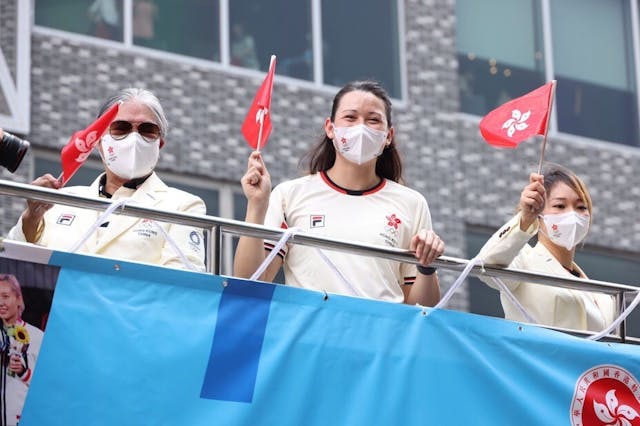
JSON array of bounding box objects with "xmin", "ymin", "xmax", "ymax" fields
[
  {"xmin": 6, "ymin": 216, "xmax": 28, "ymax": 242},
  {"xmin": 476, "ymin": 212, "xmax": 537, "ymax": 291},
  {"xmin": 263, "ymin": 183, "xmax": 288, "ymax": 257}
]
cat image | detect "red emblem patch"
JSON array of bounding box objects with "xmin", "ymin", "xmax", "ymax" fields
[
  {"xmin": 570, "ymin": 365, "xmax": 640, "ymax": 426},
  {"xmin": 386, "ymin": 214, "xmax": 401, "ymax": 229}
]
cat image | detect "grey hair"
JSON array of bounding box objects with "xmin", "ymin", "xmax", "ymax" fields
[{"xmin": 97, "ymin": 88, "xmax": 169, "ymax": 137}]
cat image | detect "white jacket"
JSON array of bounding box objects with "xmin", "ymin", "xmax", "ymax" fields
[
  {"xmin": 7, "ymin": 173, "xmax": 206, "ymax": 271},
  {"xmin": 477, "ymin": 212, "xmax": 616, "ymax": 332}
]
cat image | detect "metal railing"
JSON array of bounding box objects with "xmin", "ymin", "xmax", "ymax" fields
[{"xmin": 0, "ymin": 178, "xmax": 638, "ymax": 344}]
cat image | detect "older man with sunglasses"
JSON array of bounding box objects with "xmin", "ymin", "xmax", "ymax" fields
[{"xmin": 7, "ymin": 88, "xmax": 206, "ymax": 271}]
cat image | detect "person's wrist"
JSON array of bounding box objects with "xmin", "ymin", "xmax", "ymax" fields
[
  {"xmin": 22, "ymin": 212, "xmax": 45, "ymax": 241},
  {"xmin": 417, "ymin": 265, "xmax": 437, "ymax": 276}
]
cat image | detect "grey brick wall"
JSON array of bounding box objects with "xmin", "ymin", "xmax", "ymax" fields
[{"xmin": 1, "ymin": 0, "xmax": 638, "ymax": 312}]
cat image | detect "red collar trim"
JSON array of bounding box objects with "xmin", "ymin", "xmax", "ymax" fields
[{"xmin": 319, "ymin": 171, "xmax": 386, "ymax": 196}]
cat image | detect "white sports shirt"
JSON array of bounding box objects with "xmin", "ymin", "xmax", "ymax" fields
[{"xmin": 264, "ymin": 171, "xmax": 433, "ymax": 303}]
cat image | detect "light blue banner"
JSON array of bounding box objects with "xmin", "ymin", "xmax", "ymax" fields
[{"xmin": 20, "ymin": 251, "xmax": 640, "ymax": 425}]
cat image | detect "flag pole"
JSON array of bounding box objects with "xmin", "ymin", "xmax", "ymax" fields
[
  {"xmin": 256, "ymin": 110, "xmax": 265, "ymax": 153},
  {"xmin": 255, "ymin": 55, "xmax": 276, "ymax": 153},
  {"xmin": 536, "ymin": 80, "xmax": 557, "ymax": 175}
]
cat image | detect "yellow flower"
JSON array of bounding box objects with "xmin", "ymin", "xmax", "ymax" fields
[{"xmin": 13, "ymin": 325, "xmax": 29, "ymax": 345}]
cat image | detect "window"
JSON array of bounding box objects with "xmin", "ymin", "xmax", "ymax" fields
[
  {"xmin": 322, "ymin": 0, "xmax": 402, "ymax": 98},
  {"xmin": 133, "ymin": 0, "xmax": 220, "ymax": 60},
  {"xmin": 34, "ymin": 1, "xmax": 404, "ymax": 99},
  {"xmin": 229, "ymin": 0, "xmax": 311, "ymax": 74},
  {"xmin": 456, "ymin": 0, "xmax": 545, "ymax": 116},
  {"xmin": 574, "ymin": 249, "xmax": 640, "ymax": 338},
  {"xmin": 35, "ymin": 0, "xmax": 124, "ymax": 42},
  {"xmin": 456, "ymin": 0, "xmax": 640, "ymax": 146},
  {"xmin": 551, "ymin": 0, "xmax": 638, "ymax": 146},
  {"xmin": 466, "ymin": 227, "xmax": 640, "ymax": 338}
]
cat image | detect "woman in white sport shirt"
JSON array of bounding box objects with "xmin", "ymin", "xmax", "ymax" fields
[{"xmin": 234, "ymin": 80, "xmax": 444, "ymax": 306}]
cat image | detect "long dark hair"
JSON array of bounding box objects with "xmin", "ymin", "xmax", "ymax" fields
[{"xmin": 299, "ymin": 80, "xmax": 403, "ymax": 182}]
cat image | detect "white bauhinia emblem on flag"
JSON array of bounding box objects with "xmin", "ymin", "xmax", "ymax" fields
[
  {"xmin": 479, "ymin": 82, "xmax": 554, "ymax": 148},
  {"xmin": 593, "ymin": 389, "xmax": 639, "ymax": 425},
  {"xmin": 73, "ymin": 130, "xmax": 99, "ymax": 163},
  {"xmin": 501, "ymin": 109, "xmax": 531, "ymax": 138}
]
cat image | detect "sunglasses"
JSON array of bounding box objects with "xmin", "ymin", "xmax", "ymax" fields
[{"xmin": 109, "ymin": 120, "xmax": 161, "ymax": 142}]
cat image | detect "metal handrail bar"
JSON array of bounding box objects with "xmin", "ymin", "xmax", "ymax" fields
[
  {"xmin": 2, "ymin": 179, "xmax": 639, "ymax": 343},
  {"xmin": 0, "ymin": 179, "xmax": 637, "ymax": 296}
]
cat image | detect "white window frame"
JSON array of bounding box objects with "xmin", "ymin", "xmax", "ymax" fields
[
  {"xmin": 457, "ymin": 0, "xmax": 640, "ymax": 150},
  {"xmin": 0, "ymin": 0, "xmax": 30, "ymax": 133}
]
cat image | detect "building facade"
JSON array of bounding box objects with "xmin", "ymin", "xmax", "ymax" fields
[{"xmin": 1, "ymin": 0, "xmax": 639, "ymax": 330}]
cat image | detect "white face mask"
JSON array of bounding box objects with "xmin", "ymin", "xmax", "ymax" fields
[
  {"xmin": 101, "ymin": 133, "xmax": 160, "ymax": 180},
  {"xmin": 332, "ymin": 123, "xmax": 388, "ymax": 165},
  {"xmin": 541, "ymin": 211, "xmax": 590, "ymax": 250}
]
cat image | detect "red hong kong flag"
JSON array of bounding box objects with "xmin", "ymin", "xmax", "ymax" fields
[
  {"xmin": 60, "ymin": 102, "xmax": 120, "ymax": 186},
  {"xmin": 241, "ymin": 55, "xmax": 276, "ymax": 151},
  {"xmin": 479, "ymin": 82, "xmax": 554, "ymax": 148}
]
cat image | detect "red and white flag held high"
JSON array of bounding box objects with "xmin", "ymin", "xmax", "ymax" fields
[
  {"xmin": 242, "ymin": 55, "xmax": 276, "ymax": 151},
  {"xmin": 479, "ymin": 81, "xmax": 555, "ymax": 148},
  {"xmin": 60, "ymin": 102, "xmax": 120, "ymax": 186}
]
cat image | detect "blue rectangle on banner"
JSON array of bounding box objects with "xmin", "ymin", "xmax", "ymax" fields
[{"xmin": 200, "ymin": 278, "xmax": 275, "ymax": 402}]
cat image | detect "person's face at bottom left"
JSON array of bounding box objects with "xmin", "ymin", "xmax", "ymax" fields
[{"xmin": 0, "ymin": 281, "xmax": 21, "ymax": 324}]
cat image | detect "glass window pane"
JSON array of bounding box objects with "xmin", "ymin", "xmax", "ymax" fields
[
  {"xmin": 466, "ymin": 228, "xmax": 504, "ymax": 318},
  {"xmin": 456, "ymin": 0, "xmax": 545, "ymax": 115},
  {"xmin": 551, "ymin": 0, "xmax": 639, "ymax": 146},
  {"xmin": 230, "ymin": 0, "xmax": 311, "ymax": 75},
  {"xmin": 134, "ymin": 0, "xmax": 220, "ymax": 61},
  {"xmin": 35, "ymin": 0, "xmax": 124, "ymax": 42},
  {"xmin": 575, "ymin": 250, "xmax": 640, "ymax": 338},
  {"xmin": 322, "ymin": 0, "xmax": 402, "ymax": 98}
]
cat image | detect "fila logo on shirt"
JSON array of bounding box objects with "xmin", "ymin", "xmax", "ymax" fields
[
  {"xmin": 310, "ymin": 215, "xmax": 325, "ymax": 228},
  {"xmin": 56, "ymin": 213, "xmax": 76, "ymax": 226}
]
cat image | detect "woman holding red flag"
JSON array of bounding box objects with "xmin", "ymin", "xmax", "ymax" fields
[
  {"xmin": 234, "ymin": 80, "xmax": 444, "ymax": 306},
  {"xmin": 477, "ymin": 164, "xmax": 616, "ymax": 331},
  {"xmin": 7, "ymin": 88, "xmax": 206, "ymax": 271}
]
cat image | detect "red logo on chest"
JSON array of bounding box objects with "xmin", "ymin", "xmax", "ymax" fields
[{"xmin": 386, "ymin": 214, "xmax": 401, "ymax": 229}]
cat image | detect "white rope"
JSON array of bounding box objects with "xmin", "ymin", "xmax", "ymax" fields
[
  {"xmin": 250, "ymin": 227, "xmax": 301, "ymax": 281},
  {"xmin": 587, "ymin": 291, "xmax": 640, "ymax": 341},
  {"xmin": 71, "ymin": 197, "xmax": 197, "ymax": 271},
  {"xmin": 434, "ymin": 256, "xmax": 483, "ymax": 309},
  {"xmin": 489, "ymin": 276, "xmax": 539, "ymax": 324},
  {"xmin": 71, "ymin": 197, "xmax": 136, "ymax": 253},
  {"xmin": 314, "ymin": 248, "xmax": 362, "ymax": 297},
  {"xmin": 150, "ymin": 221, "xmax": 198, "ymax": 271}
]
